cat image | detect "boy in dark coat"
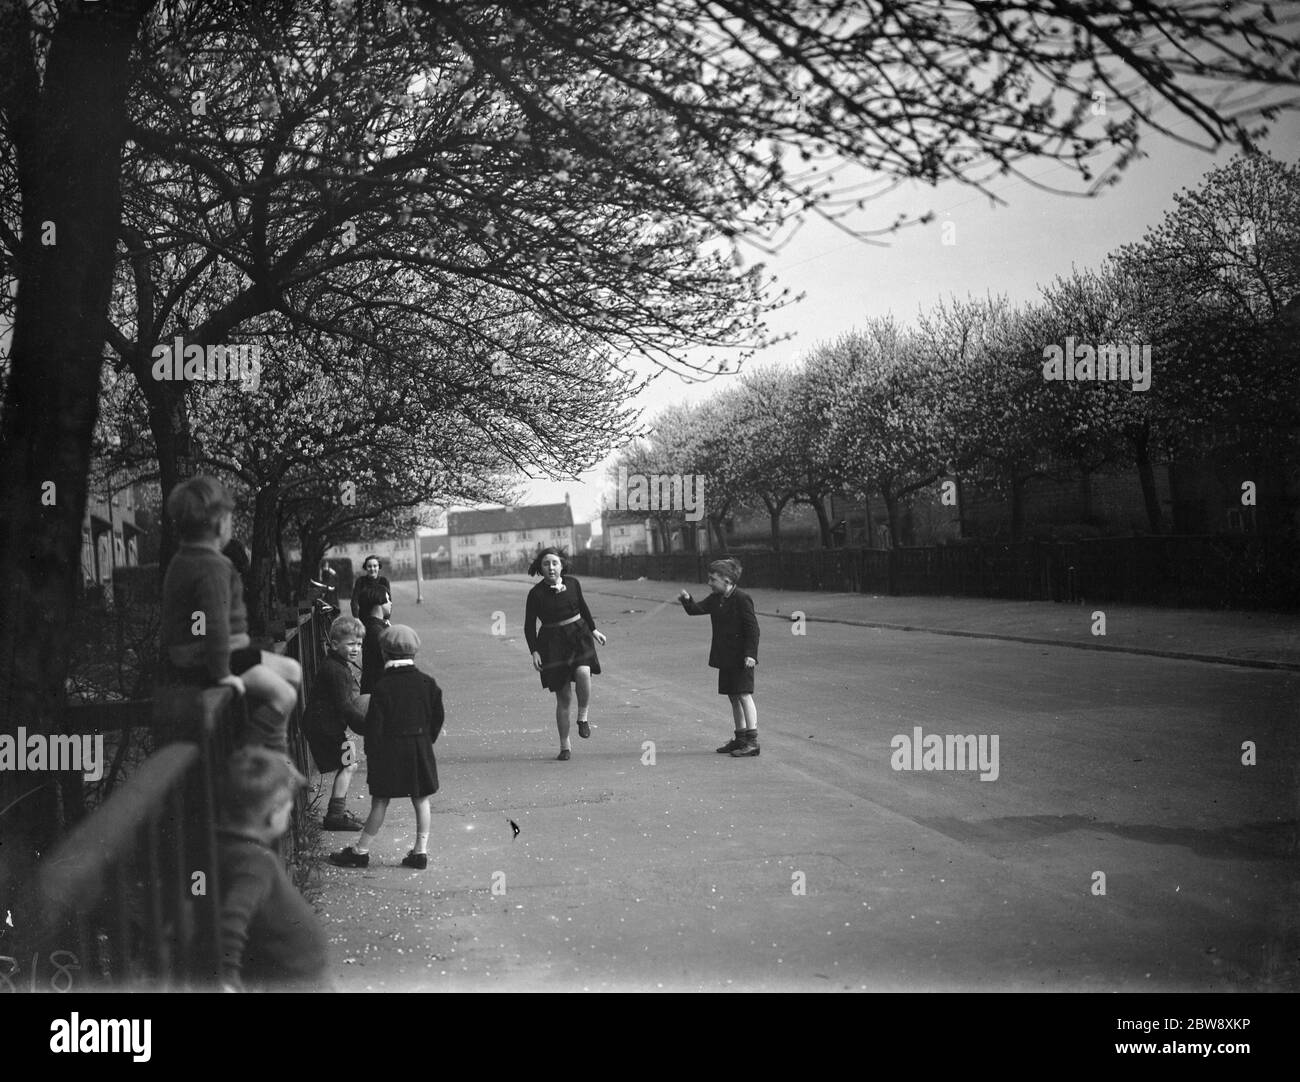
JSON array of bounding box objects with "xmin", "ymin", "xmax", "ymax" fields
[
  {"xmin": 330, "ymin": 624, "xmax": 444, "ymax": 870},
  {"xmin": 678, "ymin": 557, "xmax": 761, "ymax": 757},
  {"xmin": 301, "ymin": 615, "xmax": 370, "ymax": 830}
]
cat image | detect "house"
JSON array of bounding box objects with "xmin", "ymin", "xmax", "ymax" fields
[
  {"xmin": 601, "ymin": 509, "xmax": 652, "ymax": 554},
  {"xmin": 82, "ymin": 477, "xmax": 146, "ymax": 591},
  {"xmin": 447, "ymin": 499, "xmax": 576, "ymax": 570}
]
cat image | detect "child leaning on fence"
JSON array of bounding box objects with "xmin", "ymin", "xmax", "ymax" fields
[
  {"xmin": 302, "ymin": 615, "xmax": 370, "ymax": 831},
  {"xmin": 217, "ymin": 747, "xmax": 332, "ymax": 991},
  {"xmin": 160, "ymin": 476, "xmax": 302, "ymax": 752}
]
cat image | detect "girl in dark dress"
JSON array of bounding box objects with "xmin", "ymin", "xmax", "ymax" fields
[
  {"xmin": 523, "ymin": 548, "xmax": 607, "ymax": 761},
  {"xmin": 330, "ymin": 624, "xmax": 444, "ymax": 871}
]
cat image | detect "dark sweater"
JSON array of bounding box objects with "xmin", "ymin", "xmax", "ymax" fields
[
  {"xmin": 161, "ymin": 541, "xmax": 250, "ymax": 680},
  {"xmin": 302, "ymin": 650, "xmax": 367, "ymax": 737},
  {"xmin": 679, "ymin": 587, "xmax": 760, "ymax": 669},
  {"xmin": 523, "ymin": 576, "xmax": 597, "ymax": 653},
  {"xmin": 360, "ymin": 616, "xmax": 388, "ymax": 695},
  {"xmin": 217, "ymin": 829, "xmax": 331, "ymax": 991}
]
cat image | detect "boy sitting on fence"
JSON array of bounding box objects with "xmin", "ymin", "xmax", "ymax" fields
[
  {"xmin": 160, "ymin": 476, "xmax": 302, "ymax": 753},
  {"xmin": 302, "ymin": 615, "xmax": 370, "ymax": 831},
  {"xmin": 217, "ymin": 747, "xmax": 331, "ymax": 991}
]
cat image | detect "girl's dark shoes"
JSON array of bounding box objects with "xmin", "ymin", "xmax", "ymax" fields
[
  {"xmin": 329, "ymin": 846, "xmax": 369, "ymax": 867},
  {"xmin": 556, "ymin": 748, "xmax": 571, "ymax": 760},
  {"xmin": 577, "ymin": 719, "xmax": 591, "ymax": 739},
  {"xmin": 729, "ymin": 731, "xmax": 760, "ymax": 757},
  {"xmin": 401, "ymin": 851, "xmax": 428, "ymax": 870},
  {"xmin": 717, "ymin": 733, "xmax": 746, "ymax": 753}
]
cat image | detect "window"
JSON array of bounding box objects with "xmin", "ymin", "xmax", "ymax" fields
[
  {"xmin": 519, "ymin": 531, "xmax": 531, "ymax": 540},
  {"xmin": 494, "ymin": 532, "xmax": 508, "ymax": 542}
]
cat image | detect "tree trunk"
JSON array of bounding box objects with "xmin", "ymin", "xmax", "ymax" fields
[
  {"xmin": 1009, "ymin": 475, "xmax": 1027, "ymax": 541},
  {"xmin": 762, "ymin": 495, "xmax": 783, "ymax": 552},
  {"xmin": 807, "ymin": 494, "xmax": 832, "ymax": 548},
  {"xmin": 1132, "ymin": 431, "xmax": 1165, "ymax": 534},
  {"xmin": 880, "ymin": 484, "xmax": 900, "ymax": 548},
  {"xmin": 248, "ymin": 484, "xmax": 281, "ymax": 637},
  {"xmin": 298, "ymin": 527, "xmax": 328, "ymax": 598},
  {"xmin": 138, "ymin": 388, "xmax": 196, "ymax": 576},
  {"xmin": 0, "ymin": 9, "xmax": 145, "ymax": 913}
]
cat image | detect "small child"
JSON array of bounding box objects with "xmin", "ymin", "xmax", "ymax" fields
[
  {"xmin": 217, "ymin": 747, "xmax": 331, "ymax": 991},
  {"xmin": 330, "ymin": 625, "xmax": 444, "ymax": 870},
  {"xmin": 161, "ymin": 476, "xmax": 302, "ymax": 752},
  {"xmin": 678, "ymin": 557, "xmax": 761, "ymax": 757},
  {"xmin": 301, "ymin": 615, "xmax": 370, "ymax": 831}
]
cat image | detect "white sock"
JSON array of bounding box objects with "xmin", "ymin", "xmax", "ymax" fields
[
  {"xmin": 415, "ymin": 832, "xmax": 429, "ymax": 855},
  {"xmin": 355, "ymin": 831, "xmax": 376, "ymax": 854},
  {"xmin": 577, "ymin": 707, "xmax": 589, "ymax": 722},
  {"xmin": 561, "ymin": 737, "xmax": 572, "ymax": 750}
]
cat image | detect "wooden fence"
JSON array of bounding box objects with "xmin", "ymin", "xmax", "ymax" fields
[
  {"xmin": 9, "ymin": 603, "xmax": 325, "ymax": 990},
  {"xmin": 572, "ymin": 534, "xmax": 1299, "ymax": 609}
]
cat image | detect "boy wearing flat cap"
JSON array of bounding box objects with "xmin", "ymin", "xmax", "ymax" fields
[{"xmin": 329, "ymin": 624, "xmax": 445, "ymax": 871}]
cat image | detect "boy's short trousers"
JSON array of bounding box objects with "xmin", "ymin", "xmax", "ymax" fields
[
  {"xmin": 168, "ymin": 645, "xmax": 264, "ymax": 686},
  {"xmin": 717, "ymin": 666, "xmax": 754, "ymax": 696},
  {"xmin": 305, "ymin": 724, "xmax": 353, "ymax": 773}
]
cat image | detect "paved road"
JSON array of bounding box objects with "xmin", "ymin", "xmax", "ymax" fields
[{"xmin": 314, "ymin": 577, "xmax": 1298, "ymax": 991}]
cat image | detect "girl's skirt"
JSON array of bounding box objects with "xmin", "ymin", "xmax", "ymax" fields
[{"xmin": 536, "ymin": 621, "xmax": 601, "ymax": 691}]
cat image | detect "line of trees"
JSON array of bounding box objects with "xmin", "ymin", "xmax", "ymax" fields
[{"xmin": 613, "ymin": 155, "xmax": 1300, "ymax": 549}]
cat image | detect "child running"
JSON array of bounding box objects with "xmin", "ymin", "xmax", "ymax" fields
[
  {"xmin": 330, "ymin": 625, "xmax": 444, "ymax": 870},
  {"xmin": 161, "ymin": 476, "xmax": 302, "ymax": 752},
  {"xmin": 301, "ymin": 615, "xmax": 370, "ymax": 831},
  {"xmin": 678, "ymin": 557, "xmax": 761, "ymax": 757},
  {"xmin": 524, "ymin": 547, "xmax": 607, "ymax": 761}
]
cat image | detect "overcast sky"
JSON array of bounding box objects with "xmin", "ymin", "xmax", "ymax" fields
[{"xmin": 459, "ymin": 108, "xmax": 1300, "ymax": 534}]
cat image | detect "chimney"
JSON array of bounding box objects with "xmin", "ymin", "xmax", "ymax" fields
[{"xmin": 565, "ymin": 492, "xmax": 570, "ymax": 505}]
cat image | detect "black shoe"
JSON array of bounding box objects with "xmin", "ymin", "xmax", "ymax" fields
[
  {"xmin": 323, "ymin": 810, "xmax": 367, "ymax": 831},
  {"xmin": 577, "ymin": 718, "xmax": 591, "ymax": 739},
  {"xmin": 730, "ymin": 733, "xmax": 760, "ymax": 757},
  {"xmin": 556, "ymin": 748, "xmax": 571, "ymax": 761},
  {"xmin": 717, "ymin": 734, "xmax": 745, "ymax": 754},
  {"xmin": 329, "ymin": 846, "xmax": 369, "ymax": 867},
  {"xmin": 401, "ymin": 851, "xmax": 428, "ymax": 870}
]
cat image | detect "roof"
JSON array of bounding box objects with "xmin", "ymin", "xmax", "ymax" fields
[
  {"xmin": 448, "ymin": 504, "xmax": 574, "ymax": 536},
  {"xmin": 602, "ymin": 509, "xmax": 649, "ymax": 527}
]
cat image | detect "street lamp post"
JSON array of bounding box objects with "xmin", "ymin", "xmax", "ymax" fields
[{"xmin": 414, "ymin": 530, "xmax": 423, "ymax": 604}]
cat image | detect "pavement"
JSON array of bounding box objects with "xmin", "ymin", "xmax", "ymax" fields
[{"xmin": 311, "ymin": 575, "xmax": 1299, "ymax": 992}]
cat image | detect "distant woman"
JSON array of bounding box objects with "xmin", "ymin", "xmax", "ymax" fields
[{"xmin": 523, "ymin": 548, "xmax": 606, "ymax": 761}]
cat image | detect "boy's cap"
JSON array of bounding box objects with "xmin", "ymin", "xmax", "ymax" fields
[{"xmin": 380, "ymin": 624, "xmax": 420, "ymax": 656}]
